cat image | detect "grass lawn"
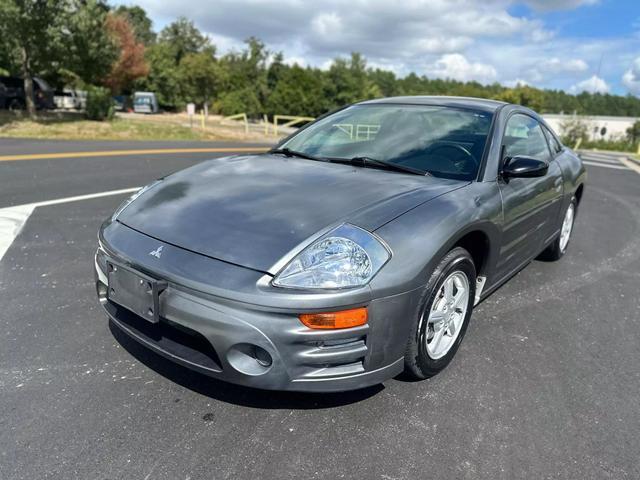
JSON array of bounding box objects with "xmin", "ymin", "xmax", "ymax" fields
[{"xmin": 0, "ymin": 111, "xmax": 265, "ymax": 142}]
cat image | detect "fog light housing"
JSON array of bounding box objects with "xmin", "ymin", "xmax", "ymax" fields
[
  {"xmin": 253, "ymin": 345, "xmax": 272, "ymax": 367},
  {"xmin": 227, "ymin": 343, "xmax": 273, "ymax": 375}
]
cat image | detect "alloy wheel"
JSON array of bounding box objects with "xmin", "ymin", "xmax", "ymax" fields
[
  {"xmin": 559, "ymin": 203, "xmax": 575, "ymax": 252},
  {"xmin": 421, "ymin": 271, "xmax": 470, "ymax": 360}
]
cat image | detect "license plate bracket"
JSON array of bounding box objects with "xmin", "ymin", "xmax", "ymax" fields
[{"xmin": 106, "ymin": 260, "xmax": 167, "ymax": 323}]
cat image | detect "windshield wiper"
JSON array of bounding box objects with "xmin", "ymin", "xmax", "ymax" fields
[
  {"xmin": 340, "ymin": 156, "xmax": 431, "ymax": 176},
  {"xmin": 269, "ymin": 148, "xmax": 327, "ymax": 162},
  {"xmin": 270, "ymin": 149, "xmax": 430, "ymax": 176}
]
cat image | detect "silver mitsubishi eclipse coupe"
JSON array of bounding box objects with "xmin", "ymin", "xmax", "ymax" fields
[{"xmin": 95, "ymin": 96, "xmax": 586, "ymax": 392}]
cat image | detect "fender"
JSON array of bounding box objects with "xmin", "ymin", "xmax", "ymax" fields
[{"xmin": 370, "ymin": 181, "xmax": 503, "ymax": 298}]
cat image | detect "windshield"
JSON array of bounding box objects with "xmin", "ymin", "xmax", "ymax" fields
[
  {"xmin": 34, "ymin": 78, "xmax": 51, "ymax": 91},
  {"xmin": 135, "ymin": 96, "xmax": 152, "ymax": 105},
  {"xmin": 281, "ymin": 104, "xmax": 493, "ymax": 180}
]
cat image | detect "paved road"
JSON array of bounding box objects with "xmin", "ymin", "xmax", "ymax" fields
[
  {"xmin": 1, "ymin": 140, "xmax": 639, "ymax": 479},
  {"xmin": 0, "ymin": 139, "xmax": 269, "ymax": 207}
]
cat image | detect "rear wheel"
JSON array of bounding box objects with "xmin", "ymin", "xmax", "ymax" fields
[
  {"xmin": 539, "ymin": 197, "xmax": 576, "ymax": 261},
  {"xmin": 404, "ymin": 247, "xmax": 476, "ymax": 379}
]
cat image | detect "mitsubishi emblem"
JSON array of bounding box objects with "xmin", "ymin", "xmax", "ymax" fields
[{"xmin": 149, "ymin": 246, "xmax": 163, "ymax": 258}]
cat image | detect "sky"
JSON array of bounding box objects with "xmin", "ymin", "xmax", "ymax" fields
[{"xmin": 113, "ymin": 0, "xmax": 640, "ymax": 95}]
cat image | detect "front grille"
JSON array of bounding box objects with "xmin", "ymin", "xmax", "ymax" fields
[{"xmin": 106, "ymin": 300, "xmax": 222, "ymax": 372}]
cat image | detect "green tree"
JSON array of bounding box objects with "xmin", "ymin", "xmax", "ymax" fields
[
  {"xmin": 137, "ymin": 18, "xmax": 210, "ymax": 109},
  {"xmin": 267, "ymin": 51, "xmax": 286, "ymax": 91},
  {"xmin": 218, "ymin": 37, "xmax": 269, "ymax": 116},
  {"xmin": 626, "ymin": 120, "xmax": 640, "ymax": 143},
  {"xmin": 0, "ymin": 4, "xmax": 19, "ymax": 75},
  {"xmin": 265, "ymin": 65, "xmax": 329, "ymax": 117},
  {"xmin": 495, "ymin": 86, "xmax": 545, "ymax": 112},
  {"xmin": 178, "ymin": 49, "xmax": 225, "ymax": 108},
  {"xmin": 114, "ymin": 5, "xmax": 155, "ymax": 45},
  {"xmin": 369, "ymin": 68, "xmax": 399, "ymax": 97},
  {"xmin": 158, "ymin": 17, "xmax": 209, "ymax": 64},
  {"xmin": 63, "ymin": 0, "xmax": 118, "ymax": 86},
  {"xmin": 326, "ymin": 53, "xmax": 381, "ymax": 107},
  {"xmin": 137, "ymin": 41, "xmax": 181, "ymax": 108},
  {"xmin": 216, "ymin": 87, "xmax": 262, "ymax": 117},
  {"xmin": 0, "ymin": 0, "xmax": 67, "ymax": 116},
  {"xmin": 559, "ymin": 116, "xmax": 589, "ymax": 146}
]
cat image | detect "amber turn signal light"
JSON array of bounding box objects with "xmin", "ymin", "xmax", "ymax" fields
[{"xmin": 299, "ymin": 307, "xmax": 368, "ymax": 329}]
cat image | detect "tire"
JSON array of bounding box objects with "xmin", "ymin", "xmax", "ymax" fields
[
  {"xmin": 539, "ymin": 197, "xmax": 577, "ymax": 261},
  {"xmin": 8, "ymin": 98, "xmax": 25, "ymax": 111},
  {"xmin": 404, "ymin": 247, "xmax": 476, "ymax": 379}
]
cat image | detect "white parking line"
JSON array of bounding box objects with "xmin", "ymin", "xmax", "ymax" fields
[
  {"xmin": 0, "ymin": 205, "xmax": 36, "ymax": 263},
  {"xmin": 0, "ymin": 187, "xmax": 139, "ymax": 262},
  {"xmin": 620, "ymin": 157, "xmax": 640, "ymax": 175},
  {"xmin": 32, "ymin": 187, "xmax": 140, "ymax": 208},
  {"xmin": 582, "ymin": 160, "xmax": 630, "ymax": 170},
  {"xmin": 579, "ymin": 151, "xmax": 640, "ymax": 175},
  {"xmin": 581, "ymin": 152, "xmax": 625, "ymax": 161},
  {"xmin": 580, "ymin": 155, "xmax": 621, "ymax": 165}
]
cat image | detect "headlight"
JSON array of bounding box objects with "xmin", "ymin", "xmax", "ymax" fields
[
  {"xmin": 272, "ymin": 224, "xmax": 391, "ymax": 289},
  {"xmin": 111, "ymin": 180, "xmax": 162, "ymax": 220}
]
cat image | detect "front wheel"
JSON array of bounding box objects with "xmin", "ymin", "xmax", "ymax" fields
[
  {"xmin": 8, "ymin": 99, "xmax": 25, "ymax": 111},
  {"xmin": 539, "ymin": 197, "xmax": 576, "ymax": 261},
  {"xmin": 404, "ymin": 247, "xmax": 476, "ymax": 379}
]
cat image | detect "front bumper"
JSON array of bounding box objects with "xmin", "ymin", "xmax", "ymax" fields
[{"xmin": 95, "ymin": 223, "xmax": 417, "ymax": 392}]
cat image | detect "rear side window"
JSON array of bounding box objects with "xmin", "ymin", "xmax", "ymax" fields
[
  {"xmin": 503, "ymin": 114, "xmax": 551, "ymax": 163},
  {"xmin": 542, "ymin": 125, "xmax": 563, "ymax": 155}
]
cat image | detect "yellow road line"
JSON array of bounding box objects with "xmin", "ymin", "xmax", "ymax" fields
[{"xmin": 0, "ymin": 147, "xmax": 268, "ymax": 162}]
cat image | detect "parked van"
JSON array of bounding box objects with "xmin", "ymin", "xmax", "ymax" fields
[
  {"xmin": 112, "ymin": 95, "xmax": 129, "ymax": 112},
  {"xmin": 0, "ymin": 76, "xmax": 55, "ymax": 110},
  {"xmin": 133, "ymin": 92, "xmax": 159, "ymax": 113}
]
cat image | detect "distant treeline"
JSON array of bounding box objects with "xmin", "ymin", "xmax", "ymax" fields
[{"xmin": 2, "ymin": 0, "xmax": 640, "ymax": 118}]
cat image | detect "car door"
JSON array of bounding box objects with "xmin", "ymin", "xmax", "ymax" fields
[{"xmin": 495, "ymin": 113, "xmax": 563, "ymax": 280}]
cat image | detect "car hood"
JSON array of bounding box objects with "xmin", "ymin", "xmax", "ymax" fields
[{"xmin": 117, "ymin": 154, "xmax": 465, "ymax": 273}]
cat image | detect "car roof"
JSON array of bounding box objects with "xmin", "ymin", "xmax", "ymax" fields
[{"xmin": 358, "ymin": 95, "xmax": 507, "ymax": 112}]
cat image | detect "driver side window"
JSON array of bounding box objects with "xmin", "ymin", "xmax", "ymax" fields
[{"xmin": 503, "ymin": 114, "xmax": 551, "ymax": 163}]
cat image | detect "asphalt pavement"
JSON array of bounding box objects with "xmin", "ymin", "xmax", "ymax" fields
[{"xmin": 1, "ymin": 139, "xmax": 639, "ymax": 479}]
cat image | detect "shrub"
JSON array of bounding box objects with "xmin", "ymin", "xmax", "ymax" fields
[
  {"xmin": 559, "ymin": 117, "xmax": 589, "ymax": 146},
  {"xmin": 214, "ymin": 88, "xmax": 262, "ymax": 118},
  {"xmin": 85, "ymin": 86, "xmax": 114, "ymax": 121},
  {"xmin": 579, "ymin": 139, "xmax": 638, "ymax": 152},
  {"xmin": 626, "ymin": 120, "xmax": 640, "ymax": 144}
]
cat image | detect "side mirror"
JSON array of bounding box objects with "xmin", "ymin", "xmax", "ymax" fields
[{"xmin": 502, "ymin": 156, "xmax": 549, "ymax": 179}]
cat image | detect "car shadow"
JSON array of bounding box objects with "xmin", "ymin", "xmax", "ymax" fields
[
  {"xmin": 109, "ymin": 321, "xmax": 384, "ymax": 409},
  {"xmin": 392, "ymin": 371, "xmax": 423, "ymax": 382}
]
